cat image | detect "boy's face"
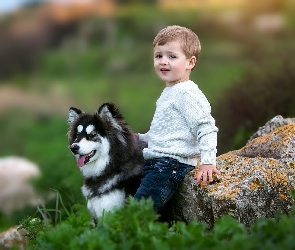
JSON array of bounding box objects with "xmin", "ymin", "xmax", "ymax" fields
[{"xmin": 153, "ymin": 40, "xmax": 196, "ymax": 87}]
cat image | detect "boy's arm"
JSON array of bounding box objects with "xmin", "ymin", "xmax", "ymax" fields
[
  {"xmin": 194, "ymin": 118, "xmax": 220, "ymax": 185},
  {"xmin": 176, "ymin": 90, "xmax": 221, "ymax": 185},
  {"xmin": 194, "ymin": 132, "xmax": 220, "ymax": 185}
]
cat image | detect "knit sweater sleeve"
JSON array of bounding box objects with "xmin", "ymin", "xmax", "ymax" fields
[{"xmin": 176, "ymin": 89, "xmax": 218, "ymax": 165}]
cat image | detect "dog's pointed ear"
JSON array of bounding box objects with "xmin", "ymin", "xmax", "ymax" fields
[
  {"xmin": 68, "ymin": 107, "xmax": 83, "ymax": 125},
  {"xmin": 96, "ymin": 103, "xmax": 124, "ymax": 130}
]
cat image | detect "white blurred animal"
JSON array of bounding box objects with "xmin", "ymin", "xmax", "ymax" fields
[{"xmin": 0, "ymin": 156, "xmax": 40, "ymax": 214}]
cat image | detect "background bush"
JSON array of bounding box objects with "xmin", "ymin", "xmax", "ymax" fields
[{"xmin": 214, "ymin": 43, "xmax": 295, "ymax": 153}]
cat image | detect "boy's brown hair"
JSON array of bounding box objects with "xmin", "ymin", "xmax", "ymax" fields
[{"xmin": 153, "ymin": 25, "xmax": 201, "ymax": 63}]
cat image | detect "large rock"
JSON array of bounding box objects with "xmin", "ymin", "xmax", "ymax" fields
[{"xmin": 167, "ymin": 116, "xmax": 295, "ymax": 229}]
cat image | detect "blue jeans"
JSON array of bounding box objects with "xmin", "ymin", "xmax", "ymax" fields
[{"xmin": 134, "ymin": 157, "xmax": 194, "ymax": 213}]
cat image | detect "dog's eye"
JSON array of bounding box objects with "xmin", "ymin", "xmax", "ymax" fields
[{"xmin": 88, "ymin": 132, "xmax": 98, "ymax": 139}]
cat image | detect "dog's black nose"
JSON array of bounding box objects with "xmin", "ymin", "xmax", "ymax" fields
[{"xmin": 70, "ymin": 144, "xmax": 79, "ymax": 154}]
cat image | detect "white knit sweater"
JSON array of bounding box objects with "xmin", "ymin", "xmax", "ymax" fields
[{"xmin": 139, "ymin": 80, "xmax": 218, "ymax": 166}]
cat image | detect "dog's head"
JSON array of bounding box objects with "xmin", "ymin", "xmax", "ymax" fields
[{"xmin": 67, "ymin": 103, "xmax": 128, "ymax": 169}]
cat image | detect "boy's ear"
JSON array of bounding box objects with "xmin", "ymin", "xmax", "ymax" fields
[{"xmin": 187, "ymin": 56, "xmax": 197, "ymax": 70}]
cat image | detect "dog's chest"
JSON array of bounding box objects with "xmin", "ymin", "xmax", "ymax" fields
[{"xmin": 82, "ymin": 185, "xmax": 126, "ymax": 218}]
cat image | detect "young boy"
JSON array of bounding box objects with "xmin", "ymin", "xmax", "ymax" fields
[{"xmin": 134, "ymin": 25, "xmax": 220, "ymax": 213}]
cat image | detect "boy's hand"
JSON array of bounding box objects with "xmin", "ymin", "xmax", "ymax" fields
[{"xmin": 194, "ymin": 164, "xmax": 221, "ymax": 185}]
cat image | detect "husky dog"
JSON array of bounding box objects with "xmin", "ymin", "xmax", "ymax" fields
[{"xmin": 67, "ymin": 103, "xmax": 144, "ymax": 223}]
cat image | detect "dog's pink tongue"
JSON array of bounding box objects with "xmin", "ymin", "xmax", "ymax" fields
[{"xmin": 77, "ymin": 155, "xmax": 87, "ymax": 168}]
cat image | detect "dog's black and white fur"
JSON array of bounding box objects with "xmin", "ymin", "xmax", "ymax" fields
[{"xmin": 67, "ymin": 103, "xmax": 144, "ymax": 223}]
